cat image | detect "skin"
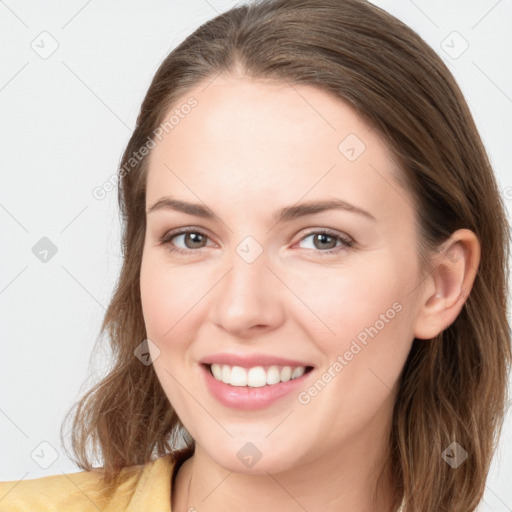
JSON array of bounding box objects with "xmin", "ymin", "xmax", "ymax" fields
[{"xmin": 139, "ymin": 74, "xmax": 481, "ymax": 512}]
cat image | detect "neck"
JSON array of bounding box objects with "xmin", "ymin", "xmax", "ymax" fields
[{"xmin": 171, "ymin": 401, "xmax": 400, "ymax": 512}]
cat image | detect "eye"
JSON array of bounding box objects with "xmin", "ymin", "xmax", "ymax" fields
[
  {"xmin": 158, "ymin": 227, "xmax": 354, "ymax": 256},
  {"xmin": 296, "ymin": 229, "xmax": 353, "ymax": 255},
  {"xmin": 159, "ymin": 227, "xmax": 213, "ymax": 256}
]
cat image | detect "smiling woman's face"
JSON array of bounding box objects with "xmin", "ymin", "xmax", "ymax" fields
[{"xmin": 140, "ymin": 75, "xmax": 426, "ymax": 475}]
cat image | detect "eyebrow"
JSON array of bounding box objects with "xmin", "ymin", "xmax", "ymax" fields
[{"xmin": 147, "ymin": 196, "xmax": 376, "ymax": 223}]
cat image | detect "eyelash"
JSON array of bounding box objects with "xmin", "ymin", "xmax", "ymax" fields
[{"xmin": 158, "ymin": 227, "xmax": 354, "ymax": 257}]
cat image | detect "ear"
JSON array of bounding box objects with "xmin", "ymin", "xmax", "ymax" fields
[{"xmin": 413, "ymin": 229, "xmax": 481, "ymax": 340}]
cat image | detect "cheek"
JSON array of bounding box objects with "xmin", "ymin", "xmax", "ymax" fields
[
  {"xmin": 290, "ymin": 263, "xmax": 413, "ymax": 429},
  {"xmin": 140, "ymin": 253, "xmax": 200, "ymax": 342},
  {"xmin": 140, "ymin": 262, "xmax": 172, "ymax": 340},
  {"xmin": 291, "ymin": 261, "xmax": 405, "ymax": 342},
  {"xmin": 288, "ymin": 253, "xmax": 416, "ymax": 397},
  {"xmin": 139, "ymin": 255, "xmax": 204, "ymax": 402}
]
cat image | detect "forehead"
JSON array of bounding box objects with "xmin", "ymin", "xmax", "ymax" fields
[{"xmin": 146, "ymin": 76, "xmax": 413, "ymax": 225}]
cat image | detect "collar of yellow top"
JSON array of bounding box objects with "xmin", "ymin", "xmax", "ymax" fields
[{"xmin": 121, "ymin": 449, "xmax": 191, "ymax": 512}]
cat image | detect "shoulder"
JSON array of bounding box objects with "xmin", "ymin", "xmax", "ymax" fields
[{"xmin": 0, "ymin": 454, "xmax": 178, "ymax": 512}]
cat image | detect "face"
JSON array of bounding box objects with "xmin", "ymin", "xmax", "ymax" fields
[{"xmin": 140, "ymin": 75, "xmax": 424, "ymax": 475}]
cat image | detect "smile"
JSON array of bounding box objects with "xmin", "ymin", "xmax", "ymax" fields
[
  {"xmin": 209, "ymin": 363, "xmax": 311, "ymax": 387},
  {"xmin": 201, "ymin": 363, "xmax": 315, "ymax": 410}
]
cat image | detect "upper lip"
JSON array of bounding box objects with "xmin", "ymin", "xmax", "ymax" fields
[{"xmin": 200, "ymin": 353, "xmax": 314, "ymax": 369}]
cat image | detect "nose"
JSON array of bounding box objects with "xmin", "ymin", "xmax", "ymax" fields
[{"xmin": 208, "ymin": 245, "xmax": 286, "ymax": 338}]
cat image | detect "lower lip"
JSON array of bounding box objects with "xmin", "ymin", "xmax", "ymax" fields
[{"xmin": 201, "ymin": 364, "xmax": 313, "ymax": 410}]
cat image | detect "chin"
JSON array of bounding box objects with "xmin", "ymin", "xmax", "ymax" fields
[{"xmin": 199, "ymin": 437, "xmax": 306, "ymax": 475}]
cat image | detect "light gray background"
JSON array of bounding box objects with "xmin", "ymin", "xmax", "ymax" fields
[{"xmin": 1, "ymin": 1, "xmax": 511, "ymax": 510}]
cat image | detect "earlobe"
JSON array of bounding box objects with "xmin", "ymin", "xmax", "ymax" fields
[{"xmin": 413, "ymin": 229, "xmax": 480, "ymax": 340}]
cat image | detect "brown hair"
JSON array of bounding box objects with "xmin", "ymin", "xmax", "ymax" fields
[{"xmin": 62, "ymin": 0, "xmax": 511, "ymax": 510}]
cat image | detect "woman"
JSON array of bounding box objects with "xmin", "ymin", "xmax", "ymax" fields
[{"xmin": 1, "ymin": 0, "xmax": 509, "ymax": 510}]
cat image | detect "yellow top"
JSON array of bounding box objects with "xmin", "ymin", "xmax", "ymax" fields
[{"xmin": 0, "ymin": 451, "xmax": 189, "ymax": 512}]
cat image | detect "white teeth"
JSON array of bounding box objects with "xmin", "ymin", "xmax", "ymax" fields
[
  {"xmin": 209, "ymin": 363, "xmax": 309, "ymax": 387},
  {"xmin": 291, "ymin": 366, "xmax": 306, "ymax": 379},
  {"xmin": 230, "ymin": 366, "xmax": 247, "ymax": 386},
  {"xmin": 221, "ymin": 365, "xmax": 231, "ymax": 384},
  {"xmin": 280, "ymin": 366, "xmax": 292, "ymax": 382},
  {"xmin": 247, "ymin": 366, "xmax": 267, "ymax": 387},
  {"xmin": 211, "ymin": 363, "xmax": 222, "ymax": 381},
  {"xmin": 266, "ymin": 365, "xmax": 281, "ymax": 385}
]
